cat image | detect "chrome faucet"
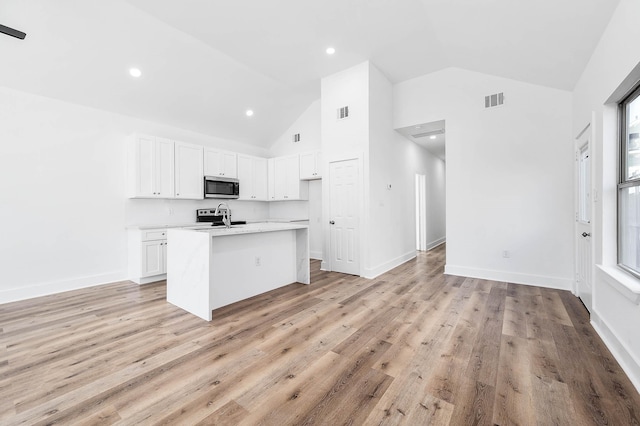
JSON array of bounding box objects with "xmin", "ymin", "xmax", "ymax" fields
[{"xmin": 214, "ymin": 203, "xmax": 231, "ymax": 228}]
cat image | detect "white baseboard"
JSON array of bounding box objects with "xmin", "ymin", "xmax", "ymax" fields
[
  {"xmin": 0, "ymin": 271, "xmax": 127, "ymax": 304},
  {"xmin": 425, "ymin": 237, "xmax": 446, "ymax": 251},
  {"xmin": 364, "ymin": 251, "xmax": 417, "ymax": 279},
  {"xmin": 132, "ymin": 274, "xmax": 167, "ymax": 285},
  {"xmin": 443, "ymin": 265, "xmax": 573, "ymax": 291},
  {"xmin": 591, "ymin": 312, "xmax": 640, "ymax": 394},
  {"xmin": 310, "ymin": 250, "xmax": 323, "ymax": 260}
]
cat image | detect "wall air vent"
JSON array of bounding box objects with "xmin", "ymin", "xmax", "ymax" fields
[
  {"xmin": 337, "ymin": 106, "xmax": 349, "ymax": 120},
  {"xmin": 292, "ymin": 133, "xmax": 301, "ymax": 143},
  {"xmin": 484, "ymin": 92, "xmax": 504, "ymax": 109}
]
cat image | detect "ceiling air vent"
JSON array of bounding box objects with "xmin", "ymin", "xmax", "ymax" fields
[
  {"xmin": 337, "ymin": 106, "xmax": 349, "ymax": 120},
  {"xmin": 484, "ymin": 92, "xmax": 504, "ymax": 109},
  {"xmin": 292, "ymin": 133, "xmax": 301, "ymax": 143}
]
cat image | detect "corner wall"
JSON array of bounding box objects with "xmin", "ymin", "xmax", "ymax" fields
[
  {"xmin": 572, "ymin": 0, "xmax": 640, "ymax": 392},
  {"xmin": 394, "ymin": 68, "xmax": 574, "ymax": 290}
]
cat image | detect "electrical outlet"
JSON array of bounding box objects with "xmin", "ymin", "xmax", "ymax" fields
[
  {"xmin": 502, "ymin": 250, "xmax": 510, "ymax": 258},
  {"xmin": 168, "ymin": 208, "xmax": 174, "ymax": 215},
  {"xmin": 255, "ymin": 256, "xmax": 261, "ymax": 266}
]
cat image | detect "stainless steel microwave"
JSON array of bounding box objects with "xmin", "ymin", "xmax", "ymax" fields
[{"xmin": 204, "ymin": 176, "xmax": 239, "ymax": 199}]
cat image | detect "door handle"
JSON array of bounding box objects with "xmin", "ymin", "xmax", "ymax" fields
[
  {"xmin": 582, "ymin": 232, "xmax": 591, "ymax": 237},
  {"xmin": 329, "ymin": 220, "xmax": 335, "ymax": 225}
]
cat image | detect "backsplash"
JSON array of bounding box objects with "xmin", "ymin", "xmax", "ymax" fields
[{"xmin": 125, "ymin": 198, "xmax": 270, "ymax": 226}]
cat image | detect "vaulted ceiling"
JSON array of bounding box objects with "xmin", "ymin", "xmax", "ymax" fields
[{"xmin": 1, "ymin": 0, "xmax": 620, "ymax": 147}]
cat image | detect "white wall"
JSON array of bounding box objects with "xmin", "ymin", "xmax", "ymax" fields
[
  {"xmin": 268, "ymin": 98, "xmax": 323, "ymax": 259},
  {"xmin": 320, "ymin": 61, "xmax": 445, "ymax": 277},
  {"xmin": 367, "ymin": 64, "xmax": 421, "ymax": 276},
  {"xmin": 269, "ymin": 100, "xmax": 321, "ymax": 157},
  {"xmin": 0, "ymin": 86, "xmax": 269, "ymax": 303},
  {"xmin": 395, "ymin": 68, "xmax": 574, "ymax": 289},
  {"xmin": 572, "ymin": 0, "xmax": 640, "ymax": 392},
  {"xmin": 320, "ymin": 62, "xmax": 371, "ymax": 273}
]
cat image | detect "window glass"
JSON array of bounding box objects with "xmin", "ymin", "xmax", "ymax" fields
[
  {"xmin": 620, "ymin": 86, "xmax": 640, "ymax": 277},
  {"xmin": 620, "ymin": 186, "xmax": 640, "ymax": 274},
  {"xmin": 625, "ymin": 94, "xmax": 640, "ymax": 181}
]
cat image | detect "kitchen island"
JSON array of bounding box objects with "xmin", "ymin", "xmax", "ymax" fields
[{"xmin": 166, "ymin": 222, "xmax": 309, "ymax": 321}]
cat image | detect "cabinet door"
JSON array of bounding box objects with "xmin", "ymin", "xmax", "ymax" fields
[
  {"xmin": 204, "ymin": 148, "xmax": 222, "ymax": 176},
  {"xmin": 174, "ymin": 141, "xmax": 203, "ymax": 199},
  {"xmin": 237, "ymin": 154, "xmax": 254, "ymax": 200},
  {"xmin": 285, "ymin": 155, "xmax": 301, "ymax": 199},
  {"xmin": 155, "ymin": 138, "xmax": 175, "ymax": 198},
  {"xmin": 299, "ymin": 152, "xmax": 317, "ymax": 180},
  {"xmin": 253, "ymin": 157, "xmax": 268, "ymax": 200},
  {"xmin": 268, "ymin": 158, "xmax": 276, "ymax": 201},
  {"xmin": 135, "ymin": 135, "xmax": 156, "ymax": 197},
  {"xmin": 273, "ymin": 156, "xmax": 288, "ymax": 200},
  {"xmin": 141, "ymin": 240, "xmax": 165, "ymax": 277},
  {"xmin": 221, "ymin": 152, "xmax": 238, "ymax": 178}
]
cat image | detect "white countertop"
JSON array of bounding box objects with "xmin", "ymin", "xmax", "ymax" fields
[
  {"xmin": 126, "ymin": 223, "xmax": 201, "ymax": 230},
  {"xmin": 128, "ymin": 218, "xmax": 309, "ymax": 230},
  {"xmin": 178, "ymin": 221, "xmax": 308, "ymax": 236}
]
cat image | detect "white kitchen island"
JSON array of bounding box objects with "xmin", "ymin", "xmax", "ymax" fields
[{"xmin": 166, "ymin": 222, "xmax": 309, "ymax": 321}]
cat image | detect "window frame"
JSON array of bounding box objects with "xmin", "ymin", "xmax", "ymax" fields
[{"xmin": 618, "ymin": 82, "xmax": 640, "ymax": 279}]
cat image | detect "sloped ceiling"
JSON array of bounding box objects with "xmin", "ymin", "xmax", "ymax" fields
[{"xmin": 0, "ymin": 0, "xmax": 620, "ymax": 148}]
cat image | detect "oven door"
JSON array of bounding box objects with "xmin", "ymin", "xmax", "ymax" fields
[{"xmin": 204, "ymin": 176, "xmax": 239, "ymax": 199}]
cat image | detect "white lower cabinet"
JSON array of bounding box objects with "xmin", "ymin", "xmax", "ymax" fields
[{"xmin": 128, "ymin": 228, "xmax": 168, "ymax": 284}]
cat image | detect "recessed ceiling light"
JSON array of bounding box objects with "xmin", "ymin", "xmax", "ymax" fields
[
  {"xmin": 430, "ymin": 135, "xmax": 437, "ymax": 140},
  {"xmin": 326, "ymin": 47, "xmax": 336, "ymax": 55},
  {"xmin": 415, "ymin": 125, "xmax": 421, "ymax": 129},
  {"xmin": 129, "ymin": 68, "xmax": 142, "ymax": 78},
  {"xmin": 245, "ymin": 109, "xmax": 254, "ymax": 117}
]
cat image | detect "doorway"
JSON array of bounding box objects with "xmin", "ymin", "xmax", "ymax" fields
[
  {"xmin": 575, "ymin": 125, "xmax": 593, "ymax": 313},
  {"xmin": 416, "ymin": 173, "xmax": 427, "ymax": 251}
]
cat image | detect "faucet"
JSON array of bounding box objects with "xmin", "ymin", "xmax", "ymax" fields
[{"xmin": 214, "ymin": 203, "xmax": 231, "ymax": 228}]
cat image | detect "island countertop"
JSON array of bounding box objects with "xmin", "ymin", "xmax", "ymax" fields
[
  {"xmin": 185, "ymin": 221, "xmax": 308, "ymax": 236},
  {"xmin": 166, "ymin": 222, "xmax": 310, "ymax": 321}
]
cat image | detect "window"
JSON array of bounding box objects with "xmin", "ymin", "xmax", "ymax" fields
[{"xmin": 619, "ymin": 84, "xmax": 640, "ymax": 277}]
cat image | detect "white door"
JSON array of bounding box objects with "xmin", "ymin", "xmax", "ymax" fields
[
  {"xmin": 576, "ymin": 131, "xmax": 592, "ymax": 313},
  {"xmin": 329, "ymin": 159, "xmax": 360, "ymax": 275}
]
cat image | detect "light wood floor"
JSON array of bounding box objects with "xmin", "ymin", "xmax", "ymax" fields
[{"xmin": 1, "ymin": 245, "xmax": 639, "ymax": 425}]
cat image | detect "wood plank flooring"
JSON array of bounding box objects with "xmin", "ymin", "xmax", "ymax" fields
[{"xmin": 1, "ymin": 244, "xmax": 639, "ymax": 425}]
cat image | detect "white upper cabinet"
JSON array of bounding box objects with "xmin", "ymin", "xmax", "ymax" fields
[
  {"xmin": 127, "ymin": 134, "xmax": 174, "ymax": 198},
  {"xmin": 237, "ymin": 154, "xmax": 268, "ymax": 201},
  {"xmin": 174, "ymin": 141, "xmax": 204, "ymax": 199},
  {"xmin": 204, "ymin": 148, "xmax": 237, "ymax": 178},
  {"xmin": 271, "ymin": 154, "xmax": 308, "ymax": 201},
  {"xmin": 299, "ymin": 150, "xmax": 322, "ymax": 180}
]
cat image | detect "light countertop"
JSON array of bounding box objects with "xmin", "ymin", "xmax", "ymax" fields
[{"xmin": 173, "ymin": 221, "xmax": 308, "ymax": 237}]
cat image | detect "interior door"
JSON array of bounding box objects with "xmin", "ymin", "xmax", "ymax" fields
[
  {"xmin": 329, "ymin": 159, "xmax": 360, "ymax": 275},
  {"xmin": 576, "ymin": 130, "xmax": 592, "ymax": 313}
]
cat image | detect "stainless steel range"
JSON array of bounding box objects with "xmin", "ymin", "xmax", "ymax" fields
[{"xmin": 196, "ymin": 208, "xmax": 247, "ymax": 227}]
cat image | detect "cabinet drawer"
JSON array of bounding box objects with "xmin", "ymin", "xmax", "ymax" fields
[{"xmin": 142, "ymin": 230, "xmax": 167, "ymax": 241}]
